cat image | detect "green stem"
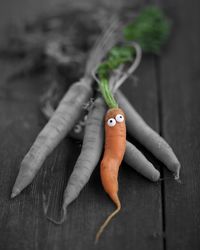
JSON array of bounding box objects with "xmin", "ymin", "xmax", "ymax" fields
[{"xmin": 99, "ymin": 78, "xmax": 118, "ymax": 109}]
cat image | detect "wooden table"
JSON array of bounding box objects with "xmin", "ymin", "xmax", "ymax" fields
[{"xmin": 0, "ymin": 0, "xmax": 199, "ymax": 249}]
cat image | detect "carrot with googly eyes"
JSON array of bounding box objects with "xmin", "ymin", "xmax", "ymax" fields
[
  {"xmin": 94, "ymin": 77, "xmax": 126, "ymax": 243},
  {"xmin": 94, "ymin": 41, "xmax": 139, "ymax": 243},
  {"xmin": 96, "ymin": 107, "xmax": 126, "ymax": 242}
]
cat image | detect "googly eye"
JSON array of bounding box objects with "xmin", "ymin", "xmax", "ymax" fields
[
  {"xmin": 115, "ymin": 114, "xmax": 124, "ymax": 123},
  {"xmin": 107, "ymin": 118, "xmax": 116, "ymax": 127}
]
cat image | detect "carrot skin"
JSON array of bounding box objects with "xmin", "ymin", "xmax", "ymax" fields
[
  {"xmin": 125, "ymin": 140, "xmax": 160, "ymax": 181},
  {"xmin": 96, "ymin": 108, "xmax": 126, "ymax": 242},
  {"xmin": 100, "ymin": 108, "xmax": 126, "ymax": 204},
  {"xmin": 62, "ymin": 97, "xmax": 106, "ymax": 208},
  {"xmin": 11, "ymin": 78, "xmax": 93, "ymax": 198},
  {"xmin": 115, "ymin": 90, "xmax": 181, "ymax": 179}
]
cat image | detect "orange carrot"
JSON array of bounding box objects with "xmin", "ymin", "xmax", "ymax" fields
[{"xmin": 95, "ymin": 107, "xmax": 126, "ymax": 242}]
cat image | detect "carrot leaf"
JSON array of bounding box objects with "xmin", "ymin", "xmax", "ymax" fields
[
  {"xmin": 96, "ymin": 5, "xmax": 171, "ymax": 108},
  {"xmin": 123, "ymin": 6, "xmax": 171, "ymax": 54},
  {"xmin": 97, "ymin": 45, "xmax": 135, "ymax": 80}
]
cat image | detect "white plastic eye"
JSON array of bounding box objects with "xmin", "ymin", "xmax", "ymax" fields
[
  {"xmin": 107, "ymin": 118, "xmax": 116, "ymax": 127},
  {"xmin": 115, "ymin": 114, "xmax": 124, "ymax": 123}
]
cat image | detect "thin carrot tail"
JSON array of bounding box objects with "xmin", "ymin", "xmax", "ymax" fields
[
  {"xmin": 47, "ymin": 207, "xmax": 67, "ymax": 225},
  {"xmin": 95, "ymin": 195, "xmax": 121, "ymax": 244},
  {"xmin": 173, "ymin": 163, "xmax": 181, "ymax": 181}
]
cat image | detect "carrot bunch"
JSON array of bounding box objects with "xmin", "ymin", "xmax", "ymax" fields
[{"xmin": 10, "ymin": 6, "xmax": 181, "ymax": 242}]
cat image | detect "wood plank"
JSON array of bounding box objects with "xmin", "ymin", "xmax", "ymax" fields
[
  {"xmin": 159, "ymin": 0, "xmax": 200, "ymax": 249},
  {"xmin": 0, "ymin": 77, "xmax": 81, "ymax": 250},
  {"xmin": 0, "ymin": 1, "xmax": 164, "ymax": 249},
  {"xmin": 0, "ymin": 61, "xmax": 163, "ymax": 250}
]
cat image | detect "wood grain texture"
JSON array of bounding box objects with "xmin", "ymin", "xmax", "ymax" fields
[
  {"xmin": 159, "ymin": 0, "xmax": 200, "ymax": 249},
  {"xmin": 0, "ymin": 0, "xmax": 164, "ymax": 249}
]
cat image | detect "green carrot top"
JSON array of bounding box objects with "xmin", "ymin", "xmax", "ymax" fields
[
  {"xmin": 97, "ymin": 45, "xmax": 135, "ymax": 109},
  {"xmin": 124, "ymin": 6, "xmax": 171, "ymax": 54},
  {"xmin": 96, "ymin": 5, "xmax": 171, "ymax": 109}
]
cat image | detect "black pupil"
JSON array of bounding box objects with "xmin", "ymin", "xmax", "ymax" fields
[{"xmin": 110, "ymin": 120, "xmax": 112, "ymax": 123}]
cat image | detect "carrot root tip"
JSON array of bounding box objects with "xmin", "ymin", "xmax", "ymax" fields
[
  {"xmin": 151, "ymin": 169, "xmax": 160, "ymax": 182},
  {"xmin": 47, "ymin": 207, "xmax": 67, "ymax": 225},
  {"xmin": 174, "ymin": 175, "xmax": 182, "ymax": 184},
  {"xmin": 173, "ymin": 166, "xmax": 181, "ymax": 183},
  {"xmin": 95, "ymin": 204, "xmax": 121, "ymax": 244},
  {"xmin": 10, "ymin": 188, "xmax": 21, "ymax": 199},
  {"xmin": 173, "ymin": 161, "xmax": 181, "ymax": 179}
]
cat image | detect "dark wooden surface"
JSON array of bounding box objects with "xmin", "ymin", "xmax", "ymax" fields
[{"xmin": 0, "ymin": 0, "xmax": 199, "ymax": 249}]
